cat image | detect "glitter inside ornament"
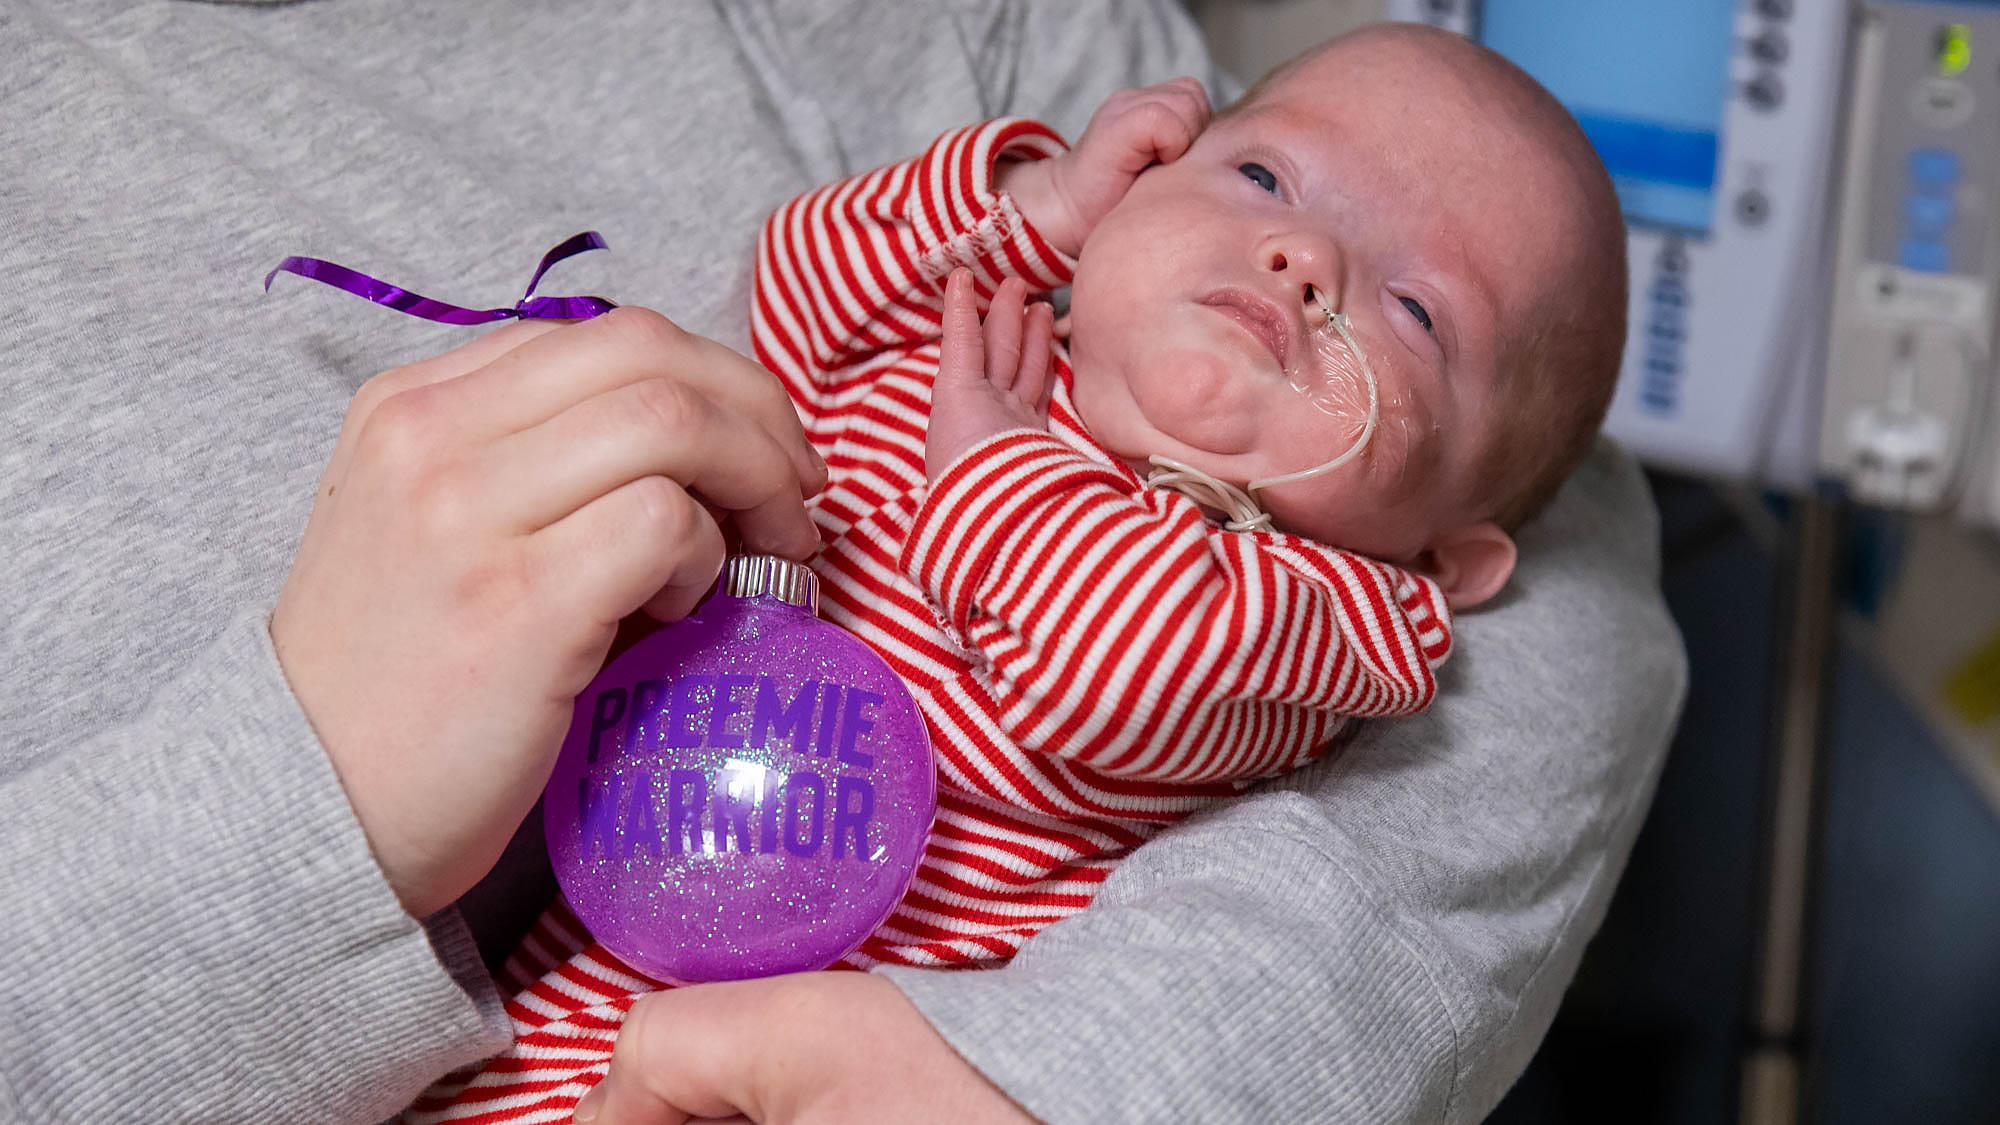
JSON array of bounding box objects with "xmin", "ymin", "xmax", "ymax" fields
[{"xmin": 543, "ymin": 555, "xmax": 936, "ymax": 983}]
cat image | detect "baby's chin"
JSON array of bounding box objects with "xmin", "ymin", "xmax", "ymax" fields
[{"xmin": 1070, "ymin": 344, "xmax": 1269, "ymax": 464}]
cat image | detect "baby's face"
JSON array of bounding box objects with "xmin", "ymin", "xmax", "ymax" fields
[{"xmin": 1066, "ymin": 39, "xmax": 1589, "ymax": 562}]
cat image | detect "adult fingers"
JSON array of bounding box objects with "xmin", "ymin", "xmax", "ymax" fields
[
  {"xmin": 477, "ymin": 377, "xmax": 819, "ymax": 558},
  {"xmin": 389, "ymin": 318, "xmax": 574, "ymax": 385},
  {"xmin": 571, "ymin": 992, "xmax": 747, "ymax": 1125},
  {"xmin": 530, "ymin": 475, "xmax": 728, "ymax": 630},
  {"xmin": 323, "ymin": 319, "xmax": 568, "ymax": 495},
  {"xmin": 424, "ymin": 306, "xmax": 825, "ymax": 494},
  {"xmin": 982, "ymin": 279, "xmax": 1028, "ymax": 391}
]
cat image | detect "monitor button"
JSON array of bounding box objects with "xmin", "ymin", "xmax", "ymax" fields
[
  {"xmin": 1905, "ymin": 193, "xmax": 1956, "ymax": 234},
  {"xmin": 1909, "ymin": 147, "xmax": 1963, "ymax": 187},
  {"xmin": 1910, "ymin": 78, "xmax": 1976, "ymax": 129},
  {"xmin": 1749, "ymin": 30, "xmax": 1789, "ymax": 65},
  {"xmin": 1898, "ymin": 239, "xmax": 1952, "ymax": 273},
  {"xmin": 1745, "ymin": 71, "xmax": 1785, "ymax": 111},
  {"xmin": 1736, "ymin": 188, "xmax": 1772, "ymax": 226}
]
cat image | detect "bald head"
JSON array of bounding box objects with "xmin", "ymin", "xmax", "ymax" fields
[{"xmin": 1233, "ymin": 24, "xmax": 1629, "ymax": 529}]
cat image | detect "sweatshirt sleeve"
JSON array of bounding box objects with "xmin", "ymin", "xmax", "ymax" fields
[
  {"xmin": 0, "ymin": 610, "xmax": 513, "ymax": 1123},
  {"xmin": 900, "ymin": 430, "xmax": 1453, "ymax": 784},
  {"xmin": 750, "ymin": 118, "xmax": 1075, "ymax": 408}
]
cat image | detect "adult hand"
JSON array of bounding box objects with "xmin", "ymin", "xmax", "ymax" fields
[
  {"xmin": 572, "ymin": 973, "xmax": 1033, "ymax": 1125},
  {"xmin": 270, "ymin": 308, "xmax": 827, "ymax": 918}
]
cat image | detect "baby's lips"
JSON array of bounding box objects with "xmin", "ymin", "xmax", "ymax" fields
[{"xmin": 1198, "ymin": 288, "xmax": 1298, "ymax": 372}]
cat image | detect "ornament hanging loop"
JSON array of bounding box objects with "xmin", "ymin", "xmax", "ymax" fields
[{"xmin": 263, "ymin": 231, "xmax": 619, "ymax": 325}]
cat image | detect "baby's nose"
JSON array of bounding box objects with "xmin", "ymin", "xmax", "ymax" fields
[{"xmin": 1260, "ymin": 233, "xmax": 1342, "ymax": 311}]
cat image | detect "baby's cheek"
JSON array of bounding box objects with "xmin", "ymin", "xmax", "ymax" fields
[
  {"xmin": 1362, "ymin": 387, "xmax": 1443, "ymax": 501},
  {"xmin": 1132, "ymin": 344, "xmax": 1266, "ymax": 455},
  {"xmin": 1074, "ymin": 304, "xmax": 1269, "ymax": 458}
]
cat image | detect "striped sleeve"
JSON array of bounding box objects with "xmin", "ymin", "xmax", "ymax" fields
[
  {"xmin": 750, "ymin": 118, "xmax": 1076, "ymax": 405},
  {"xmin": 899, "ymin": 430, "xmax": 1455, "ymax": 785}
]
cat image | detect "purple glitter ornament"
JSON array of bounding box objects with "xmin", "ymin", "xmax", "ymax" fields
[{"xmin": 544, "ymin": 555, "xmax": 935, "ymax": 983}]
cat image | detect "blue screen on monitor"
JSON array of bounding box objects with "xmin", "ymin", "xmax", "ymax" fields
[{"xmin": 1480, "ymin": 0, "xmax": 1738, "ymax": 233}]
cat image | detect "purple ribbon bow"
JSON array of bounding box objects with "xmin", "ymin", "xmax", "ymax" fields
[{"xmin": 263, "ymin": 231, "xmax": 618, "ymax": 324}]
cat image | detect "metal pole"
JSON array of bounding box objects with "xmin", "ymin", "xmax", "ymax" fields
[{"xmin": 1740, "ymin": 493, "xmax": 1843, "ymax": 1125}]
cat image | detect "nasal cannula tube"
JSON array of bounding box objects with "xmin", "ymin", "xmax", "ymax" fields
[
  {"xmin": 1248, "ymin": 287, "xmax": 1380, "ymax": 494},
  {"xmin": 1144, "ymin": 287, "xmax": 1382, "ymax": 531}
]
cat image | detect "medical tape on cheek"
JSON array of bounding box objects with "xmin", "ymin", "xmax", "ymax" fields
[{"xmin": 1248, "ymin": 290, "xmax": 1379, "ymax": 494}]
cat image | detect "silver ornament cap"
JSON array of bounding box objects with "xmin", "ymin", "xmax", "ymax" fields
[{"xmin": 722, "ymin": 554, "xmax": 819, "ymax": 613}]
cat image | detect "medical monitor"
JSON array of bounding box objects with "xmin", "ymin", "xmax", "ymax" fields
[
  {"xmin": 1390, "ymin": 0, "xmax": 1852, "ymax": 481},
  {"xmin": 1479, "ymin": 0, "xmax": 1738, "ymax": 235}
]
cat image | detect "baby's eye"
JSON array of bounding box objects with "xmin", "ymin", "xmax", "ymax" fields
[
  {"xmin": 1398, "ymin": 296, "xmax": 1434, "ymax": 333},
  {"xmin": 1238, "ymin": 162, "xmax": 1279, "ymax": 194}
]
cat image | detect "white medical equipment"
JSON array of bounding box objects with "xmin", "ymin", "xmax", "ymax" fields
[
  {"xmin": 1389, "ymin": 0, "xmax": 1854, "ymax": 490},
  {"xmin": 1821, "ymin": 5, "xmax": 2000, "ymax": 515},
  {"xmin": 1377, "ymin": 6, "xmax": 2000, "ymax": 1125},
  {"xmin": 1387, "ymin": 0, "xmax": 2000, "ymax": 526}
]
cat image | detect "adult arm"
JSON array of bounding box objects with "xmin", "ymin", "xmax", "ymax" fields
[
  {"xmin": 883, "ymin": 441, "xmax": 1688, "ymax": 1121},
  {"xmin": 0, "ymin": 613, "xmax": 514, "ymax": 1123},
  {"xmin": 2, "ymin": 301, "xmax": 825, "ymax": 1125},
  {"xmin": 0, "ymin": 9, "xmax": 517, "ymax": 1119}
]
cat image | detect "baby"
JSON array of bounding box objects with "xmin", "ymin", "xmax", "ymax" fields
[{"xmin": 411, "ymin": 23, "xmax": 1626, "ymax": 1122}]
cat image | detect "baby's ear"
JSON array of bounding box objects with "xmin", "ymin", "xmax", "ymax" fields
[{"xmin": 1416, "ymin": 521, "xmax": 1516, "ymax": 609}]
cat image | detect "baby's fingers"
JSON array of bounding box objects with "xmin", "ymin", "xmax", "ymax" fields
[
  {"xmin": 983, "ymin": 279, "xmax": 1028, "ymax": 391},
  {"xmin": 1122, "ymin": 80, "xmax": 1209, "ymax": 167},
  {"xmin": 936, "ymin": 269, "xmax": 985, "ymax": 386},
  {"xmin": 1146, "ymin": 98, "xmax": 1205, "ymax": 164},
  {"xmin": 1163, "ymin": 76, "xmax": 1213, "ymax": 123},
  {"xmin": 1015, "ymin": 302, "xmax": 1055, "ymax": 414}
]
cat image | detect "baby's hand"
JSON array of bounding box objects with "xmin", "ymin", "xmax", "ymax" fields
[
  {"xmin": 925, "ymin": 269, "xmax": 1057, "ymax": 483},
  {"xmin": 997, "ymin": 77, "xmax": 1211, "ymax": 257}
]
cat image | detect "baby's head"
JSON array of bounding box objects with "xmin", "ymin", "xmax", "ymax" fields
[{"xmin": 1066, "ymin": 24, "xmax": 1627, "ymax": 607}]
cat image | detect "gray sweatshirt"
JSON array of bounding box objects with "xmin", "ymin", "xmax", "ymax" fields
[{"xmin": 0, "ymin": 1, "xmax": 1686, "ymax": 1122}]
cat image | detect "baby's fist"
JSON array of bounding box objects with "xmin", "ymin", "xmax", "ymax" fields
[
  {"xmin": 999, "ymin": 77, "xmax": 1212, "ymax": 257},
  {"xmin": 925, "ymin": 271, "xmax": 1057, "ymax": 483}
]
